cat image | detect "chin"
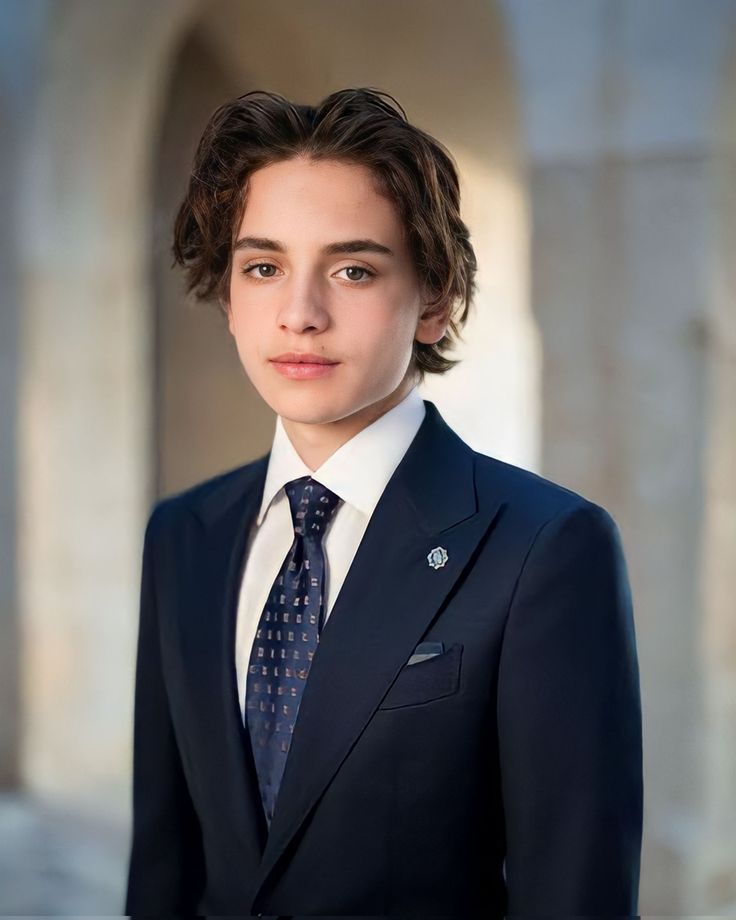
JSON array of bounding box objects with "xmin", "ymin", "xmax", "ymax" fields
[{"xmin": 267, "ymin": 388, "xmax": 353, "ymax": 425}]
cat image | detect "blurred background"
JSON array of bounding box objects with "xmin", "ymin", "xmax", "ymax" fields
[{"xmin": 1, "ymin": 0, "xmax": 735, "ymax": 915}]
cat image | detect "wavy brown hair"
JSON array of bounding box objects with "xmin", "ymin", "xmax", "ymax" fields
[{"xmin": 172, "ymin": 87, "xmax": 477, "ymax": 382}]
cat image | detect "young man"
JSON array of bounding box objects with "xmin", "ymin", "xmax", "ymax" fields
[{"xmin": 124, "ymin": 88, "xmax": 643, "ymax": 918}]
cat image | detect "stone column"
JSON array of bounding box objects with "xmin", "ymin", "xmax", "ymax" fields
[
  {"xmin": 18, "ymin": 0, "xmax": 197, "ymax": 817},
  {"xmin": 501, "ymin": 0, "xmax": 736, "ymax": 912},
  {"xmin": 0, "ymin": 0, "xmax": 41, "ymax": 788}
]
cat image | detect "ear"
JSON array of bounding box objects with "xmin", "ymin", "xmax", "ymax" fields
[{"xmin": 415, "ymin": 298, "xmax": 451, "ymax": 346}]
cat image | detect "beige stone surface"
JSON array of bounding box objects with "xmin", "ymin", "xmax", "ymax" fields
[{"xmin": 1, "ymin": 0, "xmax": 735, "ymax": 914}]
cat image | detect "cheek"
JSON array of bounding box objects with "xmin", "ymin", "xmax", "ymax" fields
[
  {"xmin": 366, "ymin": 303, "xmax": 417, "ymax": 357},
  {"xmin": 229, "ymin": 301, "xmax": 257, "ymax": 341},
  {"xmin": 228, "ymin": 311, "xmax": 262, "ymax": 371}
]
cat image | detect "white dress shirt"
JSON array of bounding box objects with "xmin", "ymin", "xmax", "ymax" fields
[{"xmin": 234, "ymin": 385, "xmax": 426, "ymax": 725}]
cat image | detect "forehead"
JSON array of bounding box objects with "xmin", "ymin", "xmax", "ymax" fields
[{"xmin": 237, "ymin": 157, "xmax": 404, "ymax": 237}]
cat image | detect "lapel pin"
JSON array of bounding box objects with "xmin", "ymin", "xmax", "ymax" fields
[{"xmin": 427, "ymin": 546, "xmax": 449, "ymax": 570}]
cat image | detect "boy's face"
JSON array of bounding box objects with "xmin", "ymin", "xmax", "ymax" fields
[{"xmin": 226, "ymin": 156, "xmax": 447, "ymax": 429}]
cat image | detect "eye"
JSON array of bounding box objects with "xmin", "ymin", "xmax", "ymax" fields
[
  {"xmin": 335, "ymin": 265, "xmax": 376, "ymax": 283},
  {"xmin": 239, "ymin": 262, "xmax": 375, "ymax": 283},
  {"xmin": 241, "ymin": 262, "xmax": 279, "ymax": 279}
]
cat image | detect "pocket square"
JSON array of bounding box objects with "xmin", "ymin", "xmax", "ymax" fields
[{"xmin": 406, "ymin": 641, "xmax": 445, "ymax": 666}]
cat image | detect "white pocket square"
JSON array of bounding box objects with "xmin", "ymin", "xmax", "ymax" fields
[{"xmin": 406, "ymin": 641, "xmax": 445, "ymax": 666}]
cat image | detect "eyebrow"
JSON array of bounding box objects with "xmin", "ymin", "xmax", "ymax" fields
[{"xmin": 233, "ymin": 236, "xmax": 394, "ymax": 257}]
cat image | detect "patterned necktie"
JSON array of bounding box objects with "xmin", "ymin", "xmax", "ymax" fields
[{"xmin": 245, "ymin": 475, "xmax": 343, "ymax": 827}]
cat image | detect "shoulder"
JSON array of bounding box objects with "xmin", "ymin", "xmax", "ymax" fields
[
  {"xmin": 470, "ymin": 448, "xmax": 622, "ymax": 547},
  {"xmin": 468, "ymin": 451, "xmax": 630, "ymax": 617},
  {"xmin": 145, "ymin": 453, "xmax": 269, "ymax": 537}
]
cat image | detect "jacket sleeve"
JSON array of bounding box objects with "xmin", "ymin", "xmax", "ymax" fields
[
  {"xmin": 497, "ymin": 500, "xmax": 643, "ymax": 917},
  {"xmin": 124, "ymin": 504, "xmax": 206, "ymax": 916}
]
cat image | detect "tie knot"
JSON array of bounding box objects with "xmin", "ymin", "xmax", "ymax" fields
[{"xmin": 285, "ymin": 476, "xmax": 342, "ymax": 539}]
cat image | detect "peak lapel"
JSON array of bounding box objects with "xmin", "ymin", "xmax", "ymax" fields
[
  {"xmin": 248, "ymin": 400, "xmax": 504, "ymax": 911},
  {"xmin": 181, "ymin": 454, "xmax": 272, "ymax": 863}
]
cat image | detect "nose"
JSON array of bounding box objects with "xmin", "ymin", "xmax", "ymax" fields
[{"xmin": 276, "ymin": 271, "xmax": 329, "ymax": 334}]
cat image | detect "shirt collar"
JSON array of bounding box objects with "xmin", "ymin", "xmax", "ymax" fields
[{"xmin": 256, "ymin": 385, "xmax": 426, "ymax": 526}]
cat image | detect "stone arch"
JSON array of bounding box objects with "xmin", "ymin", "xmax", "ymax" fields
[
  {"xmin": 154, "ymin": 0, "xmax": 532, "ymax": 496},
  {"xmin": 17, "ymin": 0, "xmax": 529, "ymax": 820},
  {"xmin": 18, "ymin": 0, "xmax": 204, "ymax": 811}
]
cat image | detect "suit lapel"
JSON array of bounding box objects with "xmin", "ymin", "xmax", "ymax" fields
[
  {"xmin": 178, "ymin": 453, "xmax": 271, "ymax": 863},
  {"xmin": 184, "ymin": 400, "xmax": 504, "ymax": 910},
  {"xmin": 244, "ymin": 400, "xmax": 503, "ymax": 909}
]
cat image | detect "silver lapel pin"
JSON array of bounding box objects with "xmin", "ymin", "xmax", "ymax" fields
[{"xmin": 427, "ymin": 546, "xmax": 449, "ymax": 570}]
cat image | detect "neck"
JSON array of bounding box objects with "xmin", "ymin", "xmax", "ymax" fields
[{"xmin": 280, "ymin": 374, "xmax": 417, "ymax": 472}]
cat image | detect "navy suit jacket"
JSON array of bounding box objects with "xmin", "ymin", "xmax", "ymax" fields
[{"xmin": 124, "ymin": 399, "xmax": 643, "ymax": 917}]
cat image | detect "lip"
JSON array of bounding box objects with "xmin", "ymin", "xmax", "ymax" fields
[
  {"xmin": 271, "ymin": 352, "xmax": 338, "ymax": 365},
  {"xmin": 269, "ymin": 353, "xmax": 340, "ymax": 380}
]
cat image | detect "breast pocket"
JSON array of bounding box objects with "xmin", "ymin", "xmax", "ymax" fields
[{"xmin": 377, "ymin": 642, "xmax": 463, "ymax": 711}]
